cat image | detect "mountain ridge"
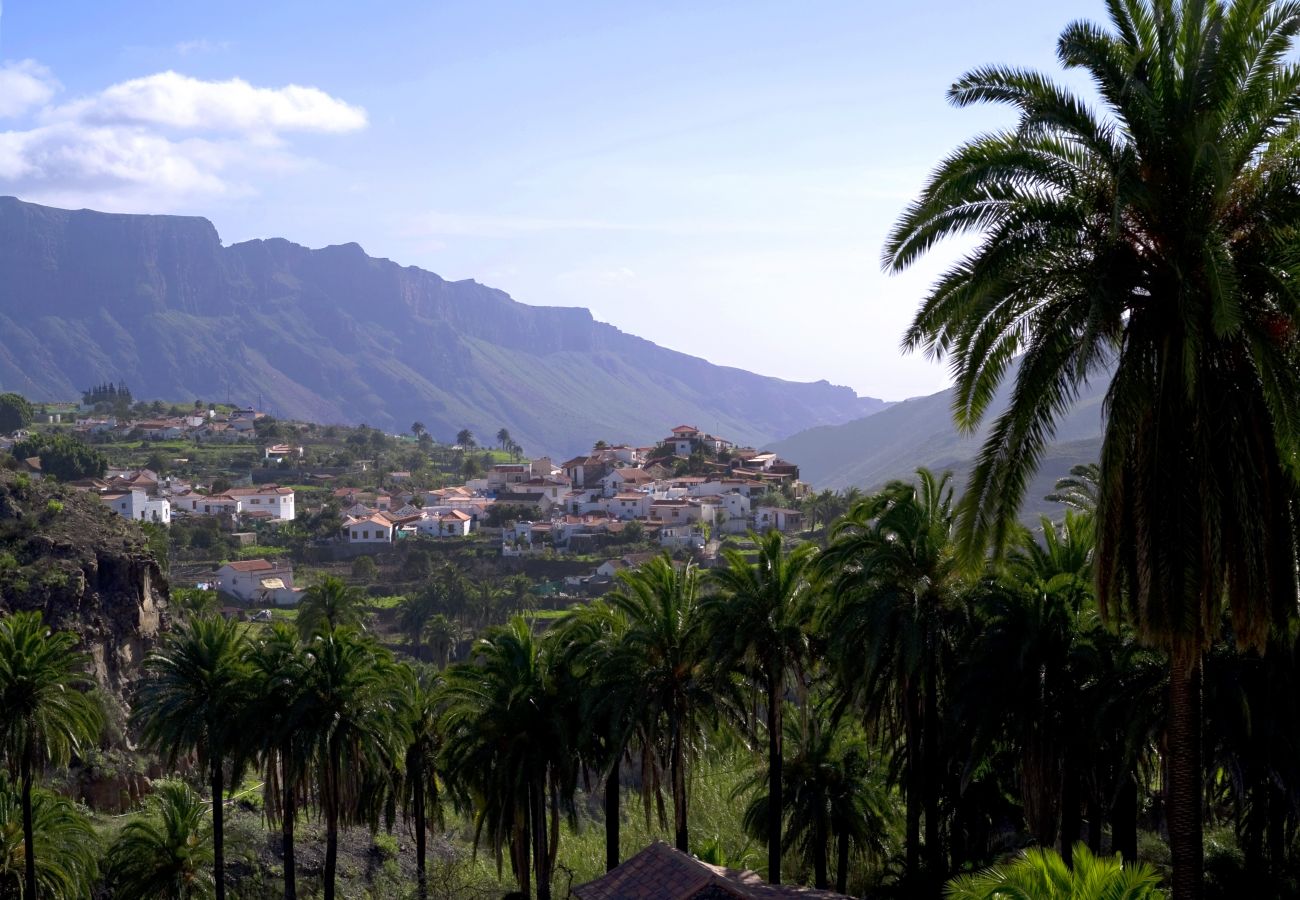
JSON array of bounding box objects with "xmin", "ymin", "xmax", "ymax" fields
[{"xmin": 0, "ymin": 196, "xmax": 887, "ymax": 456}]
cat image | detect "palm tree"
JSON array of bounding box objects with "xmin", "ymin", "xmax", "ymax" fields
[
  {"xmin": 738, "ymin": 708, "xmax": 889, "ymax": 892},
  {"xmin": 884, "ymin": 4, "xmax": 1300, "ymax": 895},
  {"xmin": 298, "ymin": 627, "xmax": 407, "ymax": 900},
  {"xmin": 0, "ymin": 774, "xmax": 99, "ymax": 900},
  {"xmin": 819, "ymin": 469, "xmax": 966, "ymax": 884},
  {"xmin": 242, "ymin": 623, "xmax": 310, "ymax": 900},
  {"xmin": 134, "ymin": 616, "xmax": 252, "ymax": 900},
  {"xmin": 411, "ymin": 422, "xmax": 426, "ymax": 440},
  {"xmin": 297, "ymin": 576, "xmax": 367, "ymax": 638},
  {"xmin": 1044, "ymin": 464, "xmax": 1100, "ymax": 514},
  {"xmin": 709, "ymin": 530, "xmax": 819, "ymax": 884},
  {"xmin": 456, "ymin": 429, "xmax": 475, "ymax": 450},
  {"xmin": 106, "ymin": 780, "xmax": 215, "ymax": 900},
  {"xmin": 608, "ymin": 555, "xmax": 722, "ymax": 854},
  {"xmin": 397, "ymin": 665, "xmax": 444, "ymax": 897},
  {"xmin": 945, "ymin": 844, "xmax": 1165, "ymax": 900},
  {"xmin": 439, "ymin": 617, "xmax": 572, "ymax": 899},
  {"xmin": 422, "ymin": 613, "xmax": 460, "ymax": 669},
  {"xmin": 497, "ymin": 428, "xmax": 512, "ymax": 452},
  {"xmin": 0, "ymin": 611, "xmax": 104, "ymax": 900}
]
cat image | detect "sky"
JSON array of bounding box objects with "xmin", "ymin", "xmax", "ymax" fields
[{"xmin": 0, "ymin": 0, "xmax": 1109, "ymax": 401}]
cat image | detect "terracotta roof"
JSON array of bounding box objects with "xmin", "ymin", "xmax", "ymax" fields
[
  {"xmin": 573, "ymin": 841, "xmax": 853, "ymax": 899},
  {"xmin": 671, "ymin": 425, "xmax": 700, "ymax": 434},
  {"xmin": 226, "ymin": 485, "xmax": 294, "ymax": 496},
  {"xmin": 222, "ymin": 559, "xmax": 278, "ymax": 573}
]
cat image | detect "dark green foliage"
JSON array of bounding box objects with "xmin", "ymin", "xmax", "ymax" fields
[
  {"xmin": 11, "ymin": 433, "xmax": 107, "ymax": 481},
  {"xmin": 105, "ymin": 780, "xmax": 215, "ymax": 900},
  {"xmin": 0, "ymin": 393, "xmax": 33, "ymax": 436}
]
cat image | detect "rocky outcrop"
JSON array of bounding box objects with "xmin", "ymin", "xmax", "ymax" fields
[
  {"xmin": 0, "ymin": 196, "xmax": 887, "ymax": 455},
  {"xmin": 0, "ymin": 470, "xmax": 166, "ymax": 706}
]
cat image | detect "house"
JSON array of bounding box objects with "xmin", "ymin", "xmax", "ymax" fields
[
  {"xmin": 212, "ymin": 559, "xmax": 303, "ymax": 607},
  {"xmin": 263, "ymin": 444, "xmax": 302, "ymax": 461},
  {"xmin": 224, "ymin": 485, "xmax": 296, "ymax": 521},
  {"xmin": 343, "ymin": 513, "xmax": 395, "ymax": 544},
  {"xmin": 415, "ymin": 509, "xmax": 472, "ymax": 537},
  {"xmin": 487, "ymin": 463, "xmax": 531, "ymax": 489},
  {"xmin": 755, "ymin": 506, "xmax": 805, "ymax": 534},
  {"xmin": 171, "ymin": 491, "xmax": 240, "ymax": 518},
  {"xmin": 495, "ymin": 490, "xmax": 556, "ymax": 516},
  {"xmin": 561, "ymin": 455, "xmax": 608, "ymax": 488},
  {"xmin": 600, "ymin": 466, "xmax": 656, "ymax": 497},
  {"xmin": 572, "ymin": 840, "xmax": 851, "ymax": 899},
  {"xmin": 605, "ymin": 492, "xmax": 650, "ymax": 520},
  {"xmin": 101, "ymin": 489, "xmax": 172, "ymax": 524}
]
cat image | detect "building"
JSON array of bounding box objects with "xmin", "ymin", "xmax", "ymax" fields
[
  {"xmin": 212, "ymin": 559, "xmax": 302, "ymax": 606},
  {"xmin": 101, "ymin": 488, "xmax": 172, "ymax": 524},
  {"xmin": 343, "ymin": 513, "xmax": 395, "ymax": 544},
  {"xmin": 224, "ymin": 484, "xmax": 296, "ymax": 521}
]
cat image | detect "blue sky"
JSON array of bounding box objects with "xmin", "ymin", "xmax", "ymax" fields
[{"xmin": 0, "ymin": 0, "xmax": 1107, "ymax": 400}]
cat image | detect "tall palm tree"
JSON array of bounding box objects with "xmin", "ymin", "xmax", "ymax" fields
[
  {"xmin": 298, "ymin": 627, "xmax": 407, "ymax": 900},
  {"xmin": 456, "ymin": 429, "xmax": 476, "ymax": 450},
  {"xmin": 497, "ymin": 428, "xmax": 512, "ymax": 452},
  {"xmin": 739, "ymin": 707, "xmax": 889, "ymax": 892},
  {"xmin": 819, "ymin": 469, "xmax": 966, "ymax": 884},
  {"xmin": 885, "ymin": 3, "xmax": 1300, "ymax": 894},
  {"xmin": 134, "ymin": 616, "xmax": 252, "ymax": 900},
  {"xmin": 411, "ymin": 422, "xmax": 426, "ymax": 440},
  {"xmin": 0, "ymin": 611, "xmax": 104, "ymax": 900},
  {"xmin": 709, "ymin": 530, "xmax": 819, "ymax": 884},
  {"xmin": 0, "ymin": 774, "xmax": 99, "ymax": 900},
  {"xmin": 106, "ymin": 780, "xmax": 215, "ymax": 900},
  {"xmin": 439, "ymin": 617, "xmax": 572, "ymax": 899},
  {"xmin": 242, "ymin": 623, "xmax": 310, "ymax": 900},
  {"xmin": 397, "ymin": 664, "xmax": 444, "ymax": 897},
  {"xmin": 296, "ymin": 576, "xmax": 367, "ymax": 639},
  {"xmin": 608, "ymin": 555, "xmax": 723, "ymax": 854}
]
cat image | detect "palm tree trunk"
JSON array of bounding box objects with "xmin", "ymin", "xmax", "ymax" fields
[
  {"xmin": 532, "ymin": 775, "xmax": 551, "ymax": 900},
  {"xmin": 212, "ymin": 758, "xmax": 226, "ymax": 900},
  {"xmin": 1167, "ymin": 641, "xmax": 1204, "ymax": 900},
  {"xmin": 1112, "ymin": 772, "xmax": 1138, "ymax": 863},
  {"xmin": 835, "ymin": 829, "xmax": 849, "ymax": 894},
  {"xmin": 516, "ymin": 812, "xmax": 532, "ymax": 899},
  {"xmin": 282, "ymin": 750, "xmax": 297, "ymax": 900},
  {"xmin": 904, "ymin": 683, "xmax": 921, "ymax": 879},
  {"xmin": 414, "ymin": 763, "xmax": 427, "ymax": 897},
  {"xmin": 672, "ymin": 718, "xmax": 689, "ymax": 853},
  {"xmin": 922, "ymin": 653, "xmax": 941, "ymax": 880},
  {"xmin": 1060, "ymin": 767, "xmax": 1080, "ymax": 866},
  {"xmin": 324, "ymin": 756, "xmax": 339, "ymax": 900},
  {"xmin": 604, "ymin": 767, "xmax": 620, "ymax": 871},
  {"xmin": 21, "ymin": 744, "xmax": 35, "ymax": 900},
  {"xmin": 767, "ymin": 664, "xmax": 783, "ymax": 884},
  {"xmin": 812, "ymin": 804, "xmax": 828, "ymax": 889}
]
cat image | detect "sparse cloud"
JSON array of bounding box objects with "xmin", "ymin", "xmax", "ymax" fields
[
  {"xmin": 174, "ymin": 38, "xmax": 231, "ymax": 56},
  {"xmin": 0, "ymin": 63, "xmax": 366, "ymax": 211},
  {"xmin": 0, "ymin": 60, "xmax": 59, "ymax": 119}
]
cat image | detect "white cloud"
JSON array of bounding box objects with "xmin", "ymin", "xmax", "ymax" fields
[
  {"xmin": 0, "ymin": 64, "xmax": 365, "ymax": 210},
  {"xmin": 175, "ymin": 39, "xmax": 231, "ymax": 56},
  {"xmin": 51, "ymin": 71, "xmax": 368, "ymax": 134},
  {"xmin": 0, "ymin": 60, "xmax": 59, "ymax": 119}
]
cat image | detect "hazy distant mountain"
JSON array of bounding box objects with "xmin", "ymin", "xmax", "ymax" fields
[
  {"xmin": 0, "ymin": 197, "xmax": 887, "ymax": 456},
  {"xmin": 771, "ymin": 367, "xmax": 1108, "ymax": 520}
]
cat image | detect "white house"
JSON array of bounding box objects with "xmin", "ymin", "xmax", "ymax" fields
[
  {"xmin": 343, "ymin": 513, "xmax": 395, "ymax": 544},
  {"xmin": 600, "ymin": 467, "xmax": 657, "ymax": 498},
  {"xmin": 754, "ymin": 506, "xmax": 805, "ymax": 534},
  {"xmin": 414, "ymin": 509, "xmax": 473, "ymax": 537},
  {"xmin": 212, "ymin": 559, "xmax": 302, "ymax": 606},
  {"xmin": 225, "ymin": 485, "xmax": 296, "ymax": 521},
  {"xmin": 605, "ymin": 492, "xmax": 651, "ymax": 520},
  {"xmin": 102, "ymin": 489, "xmax": 172, "ymax": 524}
]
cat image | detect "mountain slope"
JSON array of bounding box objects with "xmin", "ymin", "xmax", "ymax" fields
[
  {"xmin": 0, "ymin": 197, "xmax": 887, "ymax": 456},
  {"xmin": 771, "ymin": 371, "xmax": 1108, "ymax": 520}
]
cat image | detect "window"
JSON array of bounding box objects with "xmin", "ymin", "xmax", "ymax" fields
[{"xmin": 363, "ymin": 530, "xmax": 370, "ymax": 539}]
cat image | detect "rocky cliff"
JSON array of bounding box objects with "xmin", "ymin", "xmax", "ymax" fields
[
  {"xmin": 0, "ymin": 470, "xmax": 166, "ymax": 705},
  {"xmin": 0, "ymin": 196, "xmax": 887, "ymax": 455}
]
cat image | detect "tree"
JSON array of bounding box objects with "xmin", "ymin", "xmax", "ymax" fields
[
  {"xmin": 242, "ymin": 624, "xmax": 311, "ymax": 900},
  {"xmin": 134, "ymin": 616, "xmax": 253, "ymax": 900},
  {"xmin": 106, "ymin": 780, "xmax": 215, "ymax": 900},
  {"xmin": 819, "ymin": 469, "xmax": 966, "ymax": 885},
  {"xmin": 883, "ymin": 3, "xmax": 1300, "ymax": 894},
  {"xmin": 411, "ymin": 422, "xmax": 426, "ymax": 440},
  {"xmin": 11, "ymin": 434, "xmax": 107, "ymax": 481},
  {"xmin": 439, "ymin": 617, "xmax": 572, "ymax": 900},
  {"xmin": 397, "ymin": 665, "xmax": 444, "ymax": 896},
  {"xmin": 297, "ymin": 576, "xmax": 367, "ymax": 638},
  {"xmin": 298, "ymin": 627, "xmax": 406, "ymax": 900},
  {"xmin": 456, "ymin": 429, "xmax": 476, "ymax": 450},
  {"xmin": 351, "ymin": 555, "xmax": 378, "ymax": 582},
  {"xmin": 945, "ymin": 844, "xmax": 1165, "ymax": 900},
  {"xmin": 709, "ymin": 530, "xmax": 819, "ymax": 884},
  {"xmin": 497, "ymin": 428, "xmax": 512, "ymax": 452},
  {"xmin": 0, "ymin": 393, "xmax": 33, "ymax": 436},
  {"xmin": 0, "ymin": 611, "xmax": 104, "ymax": 900},
  {"xmin": 608, "ymin": 556, "xmax": 722, "ymax": 854},
  {"xmin": 0, "ymin": 774, "xmax": 99, "ymax": 900}
]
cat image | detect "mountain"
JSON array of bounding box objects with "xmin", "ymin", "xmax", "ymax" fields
[
  {"xmin": 771, "ymin": 368, "xmax": 1108, "ymax": 520},
  {"xmin": 0, "ymin": 197, "xmax": 887, "ymax": 457}
]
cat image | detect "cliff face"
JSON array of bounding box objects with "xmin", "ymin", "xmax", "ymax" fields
[
  {"xmin": 0, "ymin": 470, "xmax": 166, "ymax": 703},
  {"xmin": 0, "ymin": 197, "xmax": 887, "ymax": 455}
]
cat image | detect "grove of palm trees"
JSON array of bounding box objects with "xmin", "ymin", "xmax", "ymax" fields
[{"xmin": 3, "ymin": 1, "xmax": 1300, "ymax": 898}]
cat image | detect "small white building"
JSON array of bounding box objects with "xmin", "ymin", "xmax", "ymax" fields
[
  {"xmin": 606, "ymin": 492, "xmax": 651, "ymax": 520},
  {"xmin": 343, "ymin": 513, "xmax": 395, "ymax": 544},
  {"xmin": 102, "ymin": 489, "xmax": 172, "ymax": 525},
  {"xmin": 212, "ymin": 559, "xmax": 302, "ymax": 606},
  {"xmin": 225, "ymin": 485, "xmax": 296, "ymax": 521},
  {"xmin": 755, "ymin": 506, "xmax": 805, "ymax": 534}
]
